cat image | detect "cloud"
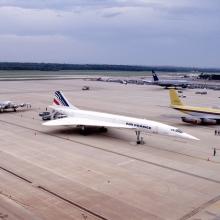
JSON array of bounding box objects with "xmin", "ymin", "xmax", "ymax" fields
[
  {"xmin": 101, "ymin": 11, "xmax": 123, "ymax": 18},
  {"xmin": 0, "ymin": 0, "xmax": 152, "ymax": 10},
  {"xmin": 0, "ymin": 0, "xmax": 201, "ymax": 11},
  {"xmin": 0, "ymin": 0, "xmax": 219, "ymax": 67}
]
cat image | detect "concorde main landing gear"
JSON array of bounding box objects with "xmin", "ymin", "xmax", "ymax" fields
[
  {"xmin": 135, "ymin": 130, "xmax": 144, "ymax": 145},
  {"xmin": 80, "ymin": 125, "xmax": 88, "ymax": 135},
  {"xmin": 99, "ymin": 127, "xmax": 108, "ymax": 133}
]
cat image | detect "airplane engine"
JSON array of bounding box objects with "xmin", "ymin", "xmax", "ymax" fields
[
  {"xmin": 181, "ymin": 117, "xmax": 202, "ymax": 124},
  {"xmin": 202, "ymin": 118, "xmax": 217, "ymax": 125},
  {"xmin": 181, "ymin": 117, "xmax": 217, "ymax": 125}
]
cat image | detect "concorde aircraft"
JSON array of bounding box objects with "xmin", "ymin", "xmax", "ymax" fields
[
  {"xmin": 169, "ymin": 89, "xmax": 220, "ymax": 125},
  {"xmin": 0, "ymin": 101, "xmax": 31, "ymax": 112},
  {"xmin": 43, "ymin": 91, "xmax": 199, "ymax": 143}
]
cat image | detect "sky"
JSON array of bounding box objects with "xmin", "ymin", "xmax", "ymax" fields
[{"xmin": 0, "ymin": 0, "xmax": 219, "ymax": 67}]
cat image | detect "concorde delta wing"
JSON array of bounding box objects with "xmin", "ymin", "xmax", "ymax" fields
[{"xmin": 43, "ymin": 117, "xmax": 130, "ymax": 129}]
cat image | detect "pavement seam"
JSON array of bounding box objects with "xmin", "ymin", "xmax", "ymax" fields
[
  {"xmin": 0, "ymin": 166, "xmax": 108, "ymax": 220},
  {"xmin": 178, "ymin": 195, "xmax": 220, "ymax": 220}
]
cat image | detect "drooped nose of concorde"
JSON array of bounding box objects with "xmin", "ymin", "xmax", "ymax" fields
[
  {"xmin": 157, "ymin": 123, "xmax": 199, "ymax": 141},
  {"xmin": 180, "ymin": 132, "xmax": 200, "ymax": 141}
]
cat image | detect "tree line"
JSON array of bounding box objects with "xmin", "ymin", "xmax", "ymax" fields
[{"xmin": 0, "ymin": 62, "xmax": 219, "ymax": 73}]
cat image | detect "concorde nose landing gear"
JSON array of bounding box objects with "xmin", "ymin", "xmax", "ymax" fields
[{"xmin": 135, "ymin": 130, "xmax": 144, "ymax": 145}]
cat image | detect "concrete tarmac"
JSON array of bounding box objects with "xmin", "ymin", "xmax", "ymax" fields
[{"xmin": 0, "ymin": 79, "xmax": 220, "ymax": 220}]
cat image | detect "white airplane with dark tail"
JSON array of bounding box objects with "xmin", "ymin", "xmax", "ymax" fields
[
  {"xmin": 43, "ymin": 91, "xmax": 199, "ymax": 143},
  {"xmin": 151, "ymin": 70, "xmax": 189, "ymax": 88}
]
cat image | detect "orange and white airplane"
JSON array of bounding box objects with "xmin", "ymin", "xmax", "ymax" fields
[{"xmin": 169, "ymin": 89, "xmax": 220, "ymax": 125}]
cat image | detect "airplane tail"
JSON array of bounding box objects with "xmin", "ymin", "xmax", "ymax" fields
[
  {"xmin": 169, "ymin": 89, "xmax": 183, "ymax": 106},
  {"xmin": 152, "ymin": 70, "xmax": 159, "ymax": 82},
  {"xmin": 53, "ymin": 91, "xmax": 78, "ymax": 109}
]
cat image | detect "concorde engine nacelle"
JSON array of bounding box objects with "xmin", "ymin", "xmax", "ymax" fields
[{"xmin": 181, "ymin": 117, "xmax": 217, "ymax": 125}]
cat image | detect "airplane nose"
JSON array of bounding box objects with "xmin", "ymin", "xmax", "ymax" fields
[{"xmin": 182, "ymin": 132, "xmax": 199, "ymax": 140}]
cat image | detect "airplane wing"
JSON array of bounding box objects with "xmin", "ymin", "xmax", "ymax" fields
[
  {"xmin": 43, "ymin": 117, "xmax": 130, "ymax": 129},
  {"xmin": 16, "ymin": 103, "xmax": 30, "ymax": 108}
]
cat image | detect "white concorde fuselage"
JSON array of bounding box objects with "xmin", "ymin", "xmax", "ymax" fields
[{"xmin": 45, "ymin": 106, "xmax": 199, "ymax": 141}]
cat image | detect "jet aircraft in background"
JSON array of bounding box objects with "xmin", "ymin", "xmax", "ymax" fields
[
  {"xmin": 43, "ymin": 91, "xmax": 199, "ymax": 142},
  {"xmin": 150, "ymin": 70, "xmax": 190, "ymax": 88},
  {"xmin": 0, "ymin": 101, "xmax": 31, "ymax": 112},
  {"xmin": 169, "ymin": 89, "xmax": 220, "ymax": 125}
]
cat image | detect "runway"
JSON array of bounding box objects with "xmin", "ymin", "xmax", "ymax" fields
[{"xmin": 0, "ymin": 78, "xmax": 220, "ymax": 220}]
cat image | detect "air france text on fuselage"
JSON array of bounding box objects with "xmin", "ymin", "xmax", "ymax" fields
[{"xmin": 126, "ymin": 122, "xmax": 151, "ymax": 130}]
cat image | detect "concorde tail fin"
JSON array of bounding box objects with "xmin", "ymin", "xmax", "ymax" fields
[{"xmin": 53, "ymin": 91, "xmax": 78, "ymax": 109}]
